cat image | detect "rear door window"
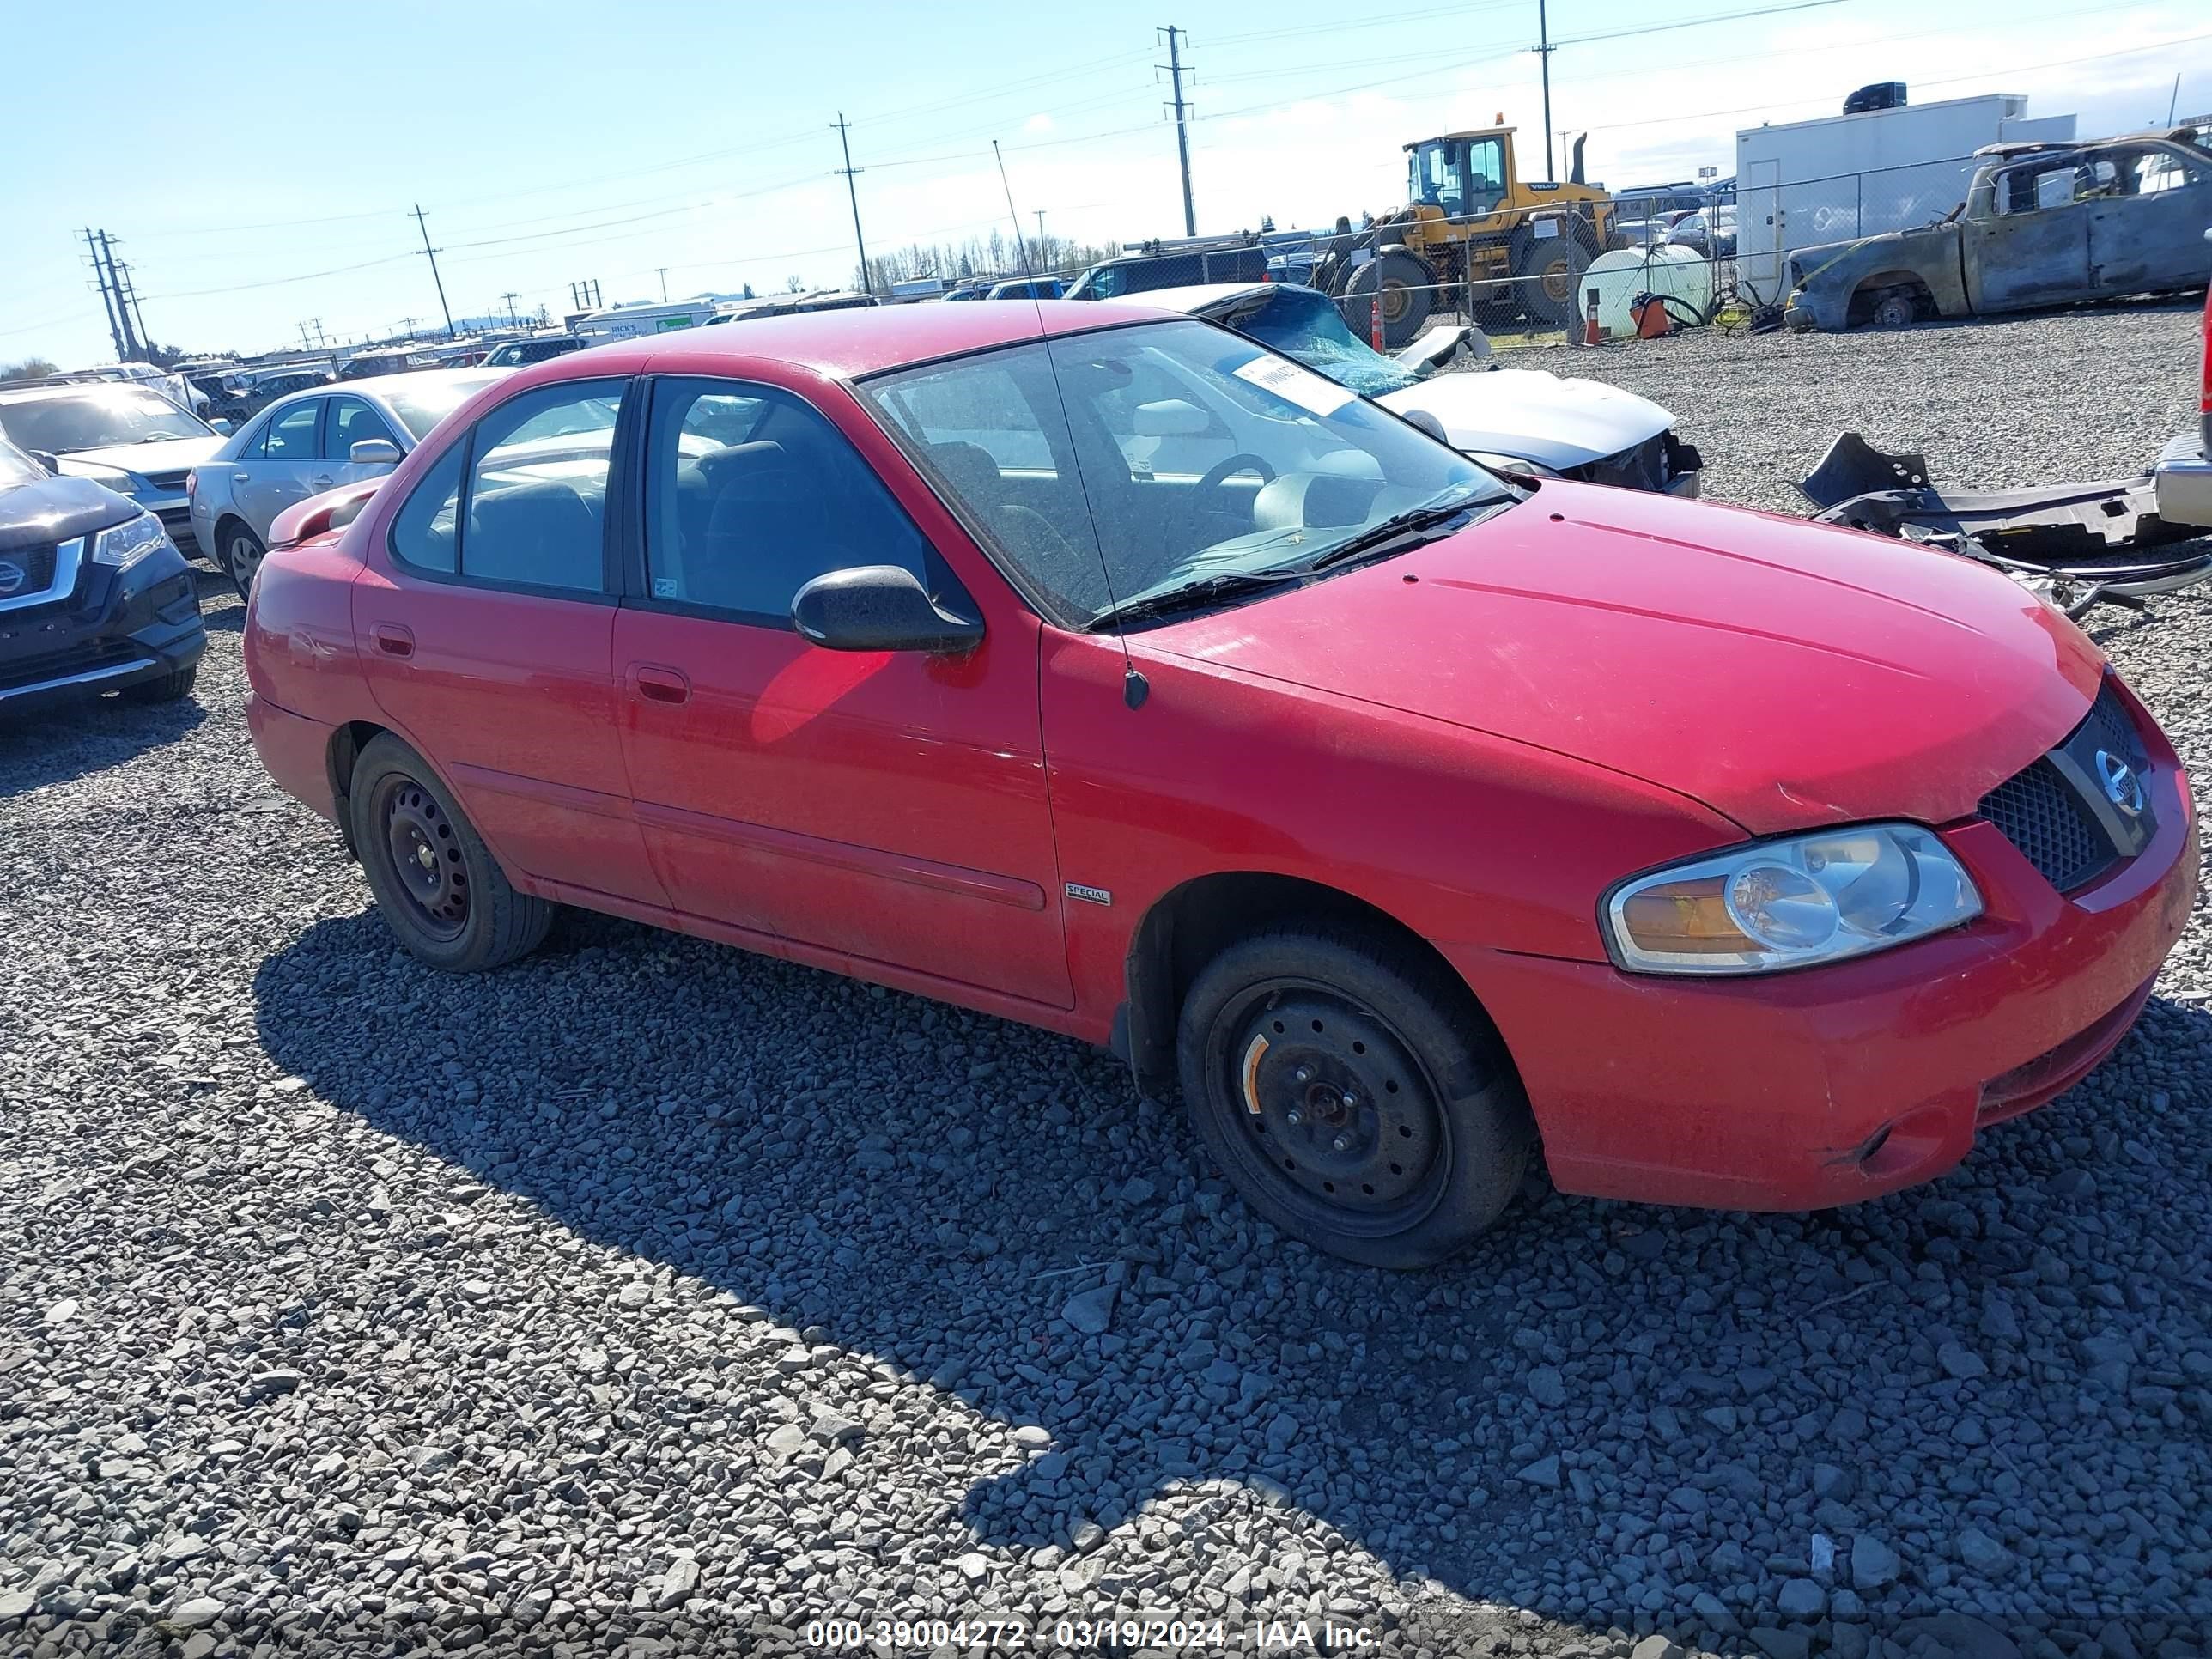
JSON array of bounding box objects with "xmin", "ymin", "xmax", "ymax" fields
[{"xmin": 386, "ymin": 378, "xmax": 626, "ymax": 591}]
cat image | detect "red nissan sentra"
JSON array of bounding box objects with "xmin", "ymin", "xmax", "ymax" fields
[{"xmin": 243, "ymin": 302, "xmax": 2197, "ymax": 1267}]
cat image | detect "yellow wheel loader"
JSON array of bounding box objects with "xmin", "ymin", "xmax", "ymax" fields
[{"xmin": 1313, "ymin": 128, "xmax": 1617, "ymax": 347}]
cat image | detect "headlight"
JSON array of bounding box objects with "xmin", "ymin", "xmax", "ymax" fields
[
  {"xmin": 1466, "ymin": 451, "xmax": 1562, "ymax": 478},
  {"xmin": 91, "ymin": 512, "xmax": 173, "ymax": 571},
  {"xmin": 1604, "ymin": 823, "xmax": 1981, "ymax": 975}
]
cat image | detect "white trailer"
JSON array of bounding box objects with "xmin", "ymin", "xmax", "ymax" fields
[
  {"xmin": 572, "ymin": 298, "xmax": 728, "ymax": 341},
  {"xmin": 1735, "ymin": 94, "xmax": 2075, "ymax": 298}
]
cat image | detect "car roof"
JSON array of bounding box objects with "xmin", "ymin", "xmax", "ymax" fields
[
  {"xmin": 569, "ymin": 299, "xmax": 1182, "ymax": 380},
  {"xmin": 0, "ymin": 380, "xmax": 175, "ymax": 405},
  {"xmin": 252, "ymin": 367, "xmax": 507, "ymax": 419}
]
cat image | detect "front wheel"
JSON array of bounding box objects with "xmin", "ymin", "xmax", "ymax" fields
[
  {"xmin": 1176, "ymin": 925, "xmax": 1534, "ymax": 1268},
  {"xmin": 349, "ymin": 733, "xmax": 551, "ymax": 972},
  {"xmin": 1869, "ymin": 291, "xmax": 1917, "ymax": 330}
]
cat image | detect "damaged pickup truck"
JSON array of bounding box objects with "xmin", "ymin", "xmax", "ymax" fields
[{"xmin": 1784, "ymin": 128, "xmax": 2212, "ymax": 331}]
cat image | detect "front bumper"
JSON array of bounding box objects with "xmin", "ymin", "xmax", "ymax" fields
[
  {"xmin": 2154, "ymin": 428, "xmax": 2212, "ymax": 529},
  {"xmin": 1448, "ymin": 693, "xmax": 2197, "ymax": 1212},
  {"xmin": 0, "ymin": 562, "xmax": 205, "ymax": 714}
]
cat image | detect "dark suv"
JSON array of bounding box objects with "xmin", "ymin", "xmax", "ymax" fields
[{"xmin": 0, "ymin": 439, "xmax": 206, "ymax": 714}]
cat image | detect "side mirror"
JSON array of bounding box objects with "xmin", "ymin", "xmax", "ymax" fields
[
  {"xmin": 791, "ymin": 565, "xmax": 984, "ymax": 654},
  {"xmin": 1398, "ymin": 408, "xmax": 1449, "ymax": 443},
  {"xmin": 29, "ymin": 450, "xmax": 61, "ymax": 476},
  {"xmin": 1133, "ymin": 398, "xmax": 1212, "ymax": 436},
  {"xmin": 209, "ymin": 417, "xmax": 234, "ymax": 435},
  {"xmin": 350, "ymin": 438, "xmax": 402, "ymax": 465}
]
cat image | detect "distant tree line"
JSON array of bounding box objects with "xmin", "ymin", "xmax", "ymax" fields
[{"xmin": 854, "ymin": 228, "xmax": 1121, "ymax": 294}]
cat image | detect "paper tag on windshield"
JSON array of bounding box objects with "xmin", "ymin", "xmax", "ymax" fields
[{"xmin": 1232, "ymin": 354, "xmax": 1357, "ymax": 417}]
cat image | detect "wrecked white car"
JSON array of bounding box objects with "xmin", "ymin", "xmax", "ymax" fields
[{"xmin": 1111, "ymin": 282, "xmax": 1701, "ymax": 495}]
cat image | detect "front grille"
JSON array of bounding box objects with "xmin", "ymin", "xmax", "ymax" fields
[
  {"xmin": 142, "ymin": 469, "xmax": 192, "ymax": 494},
  {"xmin": 0, "ymin": 544, "xmax": 58, "ymax": 592},
  {"xmin": 1577, "ymin": 434, "xmax": 1670, "ymax": 491},
  {"xmin": 1978, "ymin": 759, "xmax": 2114, "ymax": 893},
  {"xmin": 2081, "ymin": 682, "xmax": 2146, "ymax": 769}
]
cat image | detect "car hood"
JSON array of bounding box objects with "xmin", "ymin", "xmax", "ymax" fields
[
  {"xmin": 58, "ymin": 435, "xmax": 226, "ymax": 479},
  {"xmin": 1377, "ymin": 369, "xmax": 1674, "ymax": 471},
  {"xmin": 1145, "ymin": 483, "xmax": 2101, "ymax": 834},
  {"xmin": 1794, "ymin": 223, "xmax": 1949, "ymax": 275},
  {"xmin": 0, "ymin": 475, "xmax": 139, "ymax": 553}
]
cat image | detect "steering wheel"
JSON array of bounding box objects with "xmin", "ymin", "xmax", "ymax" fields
[{"xmin": 1195, "ymin": 453, "xmax": 1277, "ymax": 509}]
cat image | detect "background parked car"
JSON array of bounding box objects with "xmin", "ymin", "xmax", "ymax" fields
[
  {"xmin": 1667, "ymin": 205, "xmax": 1736, "ymax": 259},
  {"xmin": 0, "ymin": 435, "xmax": 205, "ymax": 714},
  {"xmin": 219, "ymin": 366, "xmax": 336, "ymax": 425},
  {"xmin": 985, "ymin": 276, "xmax": 1066, "ymax": 300},
  {"xmin": 483, "ymin": 334, "xmax": 586, "ymax": 368},
  {"xmin": 188, "ymin": 368, "xmax": 508, "ymax": 594},
  {"xmin": 0, "ymin": 382, "xmax": 226, "ymax": 556}
]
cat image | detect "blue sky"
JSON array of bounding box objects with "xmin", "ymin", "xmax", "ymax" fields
[{"xmin": 6, "ymin": 0, "xmax": 2207, "ymax": 366}]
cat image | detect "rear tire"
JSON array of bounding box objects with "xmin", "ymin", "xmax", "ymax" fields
[
  {"xmin": 1510, "ymin": 220, "xmax": 1598, "ymax": 331},
  {"xmin": 219, "ymin": 521, "xmax": 267, "ymax": 600},
  {"xmin": 122, "ymin": 665, "xmax": 197, "ymax": 704},
  {"xmin": 349, "ymin": 733, "xmax": 550, "ymax": 973},
  {"xmin": 1175, "ymin": 923, "xmax": 1534, "ymax": 1268}
]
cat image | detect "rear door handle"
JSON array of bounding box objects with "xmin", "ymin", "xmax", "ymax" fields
[
  {"xmin": 310, "ymin": 474, "xmax": 333, "ymax": 489},
  {"xmin": 371, "ymin": 623, "xmax": 415, "ymax": 659},
  {"xmin": 231, "ymin": 471, "xmax": 250, "ymax": 484},
  {"xmin": 631, "ymin": 665, "xmax": 690, "ymax": 705}
]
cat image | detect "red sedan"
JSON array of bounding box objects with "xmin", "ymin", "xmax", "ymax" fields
[{"xmin": 242, "ymin": 302, "xmax": 2196, "ymax": 1267}]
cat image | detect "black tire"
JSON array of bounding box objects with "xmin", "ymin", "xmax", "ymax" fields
[
  {"xmin": 349, "ymin": 733, "xmax": 550, "ymax": 972},
  {"xmin": 1176, "ymin": 923, "xmax": 1534, "ymax": 1269},
  {"xmin": 1509, "ymin": 219, "xmax": 1598, "ymax": 331},
  {"xmin": 1345, "ymin": 249, "xmax": 1435, "ymax": 350},
  {"xmin": 122, "ymin": 665, "xmax": 197, "ymax": 704},
  {"xmin": 218, "ymin": 520, "xmax": 266, "ymax": 600}
]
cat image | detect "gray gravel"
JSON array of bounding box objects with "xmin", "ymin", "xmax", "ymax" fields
[{"xmin": 5, "ymin": 304, "xmax": 2211, "ymax": 1659}]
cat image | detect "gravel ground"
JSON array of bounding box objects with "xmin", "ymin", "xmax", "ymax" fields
[{"xmin": 5, "ymin": 304, "xmax": 2211, "ymax": 1659}]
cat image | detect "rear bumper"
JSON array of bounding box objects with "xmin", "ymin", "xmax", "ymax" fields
[
  {"xmin": 2154, "ymin": 429, "xmax": 2212, "ymax": 528},
  {"xmin": 1446, "ymin": 733, "xmax": 2197, "ymax": 1212},
  {"xmin": 246, "ymin": 693, "xmax": 340, "ymax": 823}
]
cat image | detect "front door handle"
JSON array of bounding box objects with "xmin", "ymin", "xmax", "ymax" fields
[
  {"xmin": 631, "ymin": 665, "xmax": 690, "ymax": 705},
  {"xmin": 371, "ymin": 623, "xmax": 415, "ymax": 659}
]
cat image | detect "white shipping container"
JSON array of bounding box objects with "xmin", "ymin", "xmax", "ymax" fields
[{"xmin": 1735, "ymin": 94, "xmax": 2076, "ymax": 297}]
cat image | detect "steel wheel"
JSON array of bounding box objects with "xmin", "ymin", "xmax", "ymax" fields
[
  {"xmin": 370, "ymin": 772, "xmax": 470, "ymax": 941},
  {"xmin": 1207, "ymin": 979, "xmax": 1452, "ymax": 1237}
]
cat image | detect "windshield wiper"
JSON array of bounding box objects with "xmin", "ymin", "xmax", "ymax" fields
[
  {"xmin": 1088, "ymin": 568, "xmax": 1308, "ymax": 630},
  {"xmin": 1300, "ymin": 495, "xmax": 1504, "ymax": 574}
]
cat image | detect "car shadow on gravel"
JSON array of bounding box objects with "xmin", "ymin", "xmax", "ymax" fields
[
  {"xmin": 0, "ymin": 691, "xmax": 207, "ymax": 798},
  {"xmin": 251, "ymin": 908, "xmax": 2212, "ymax": 1647}
]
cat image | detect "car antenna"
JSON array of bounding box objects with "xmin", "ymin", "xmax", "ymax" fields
[{"xmin": 995, "ymin": 137, "xmax": 1147, "ymax": 710}]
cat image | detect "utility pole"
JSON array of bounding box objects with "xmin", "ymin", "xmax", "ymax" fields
[
  {"xmin": 833, "ymin": 113, "xmax": 874, "ymax": 298},
  {"xmin": 311, "ymin": 318, "xmax": 325, "ymax": 347},
  {"xmin": 115, "ymin": 261, "xmax": 151, "ymax": 355},
  {"xmin": 1535, "ymin": 0, "xmax": 1556, "ymax": 181},
  {"xmin": 500, "ymin": 291, "xmax": 520, "ymax": 326},
  {"xmin": 300, "ymin": 321, "xmax": 314, "ymax": 349},
  {"xmin": 1159, "ymin": 27, "xmax": 1197, "ymax": 235},
  {"xmin": 654, "ymin": 267, "xmax": 670, "ymax": 302},
  {"xmin": 82, "ymin": 228, "xmax": 126, "ymax": 360},
  {"xmin": 91, "ymin": 231, "xmax": 144, "ymax": 359},
  {"xmin": 1033, "ymin": 210, "xmax": 1048, "ymax": 269},
  {"xmin": 410, "ymin": 204, "xmax": 457, "ymax": 340}
]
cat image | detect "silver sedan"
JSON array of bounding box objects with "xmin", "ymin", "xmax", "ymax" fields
[{"xmin": 188, "ymin": 368, "xmax": 507, "ymax": 594}]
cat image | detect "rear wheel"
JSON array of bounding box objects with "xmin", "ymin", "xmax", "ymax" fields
[
  {"xmin": 1510, "ymin": 220, "xmax": 1598, "ymax": 331},
  {"xmin": 1344, "ymin": 250, "xmax": 1436, "ymax": 350},
  {"xmin": 349, "ymin": 733, "xmax": 550, "ymax": 972},
  {"xmin": 1176, "ymin": 924, "xmax": 1534, "ymax": 1268},
  {"xmin": 219, "ymin": 521, "xmax": 267, "ymax": 599}
]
